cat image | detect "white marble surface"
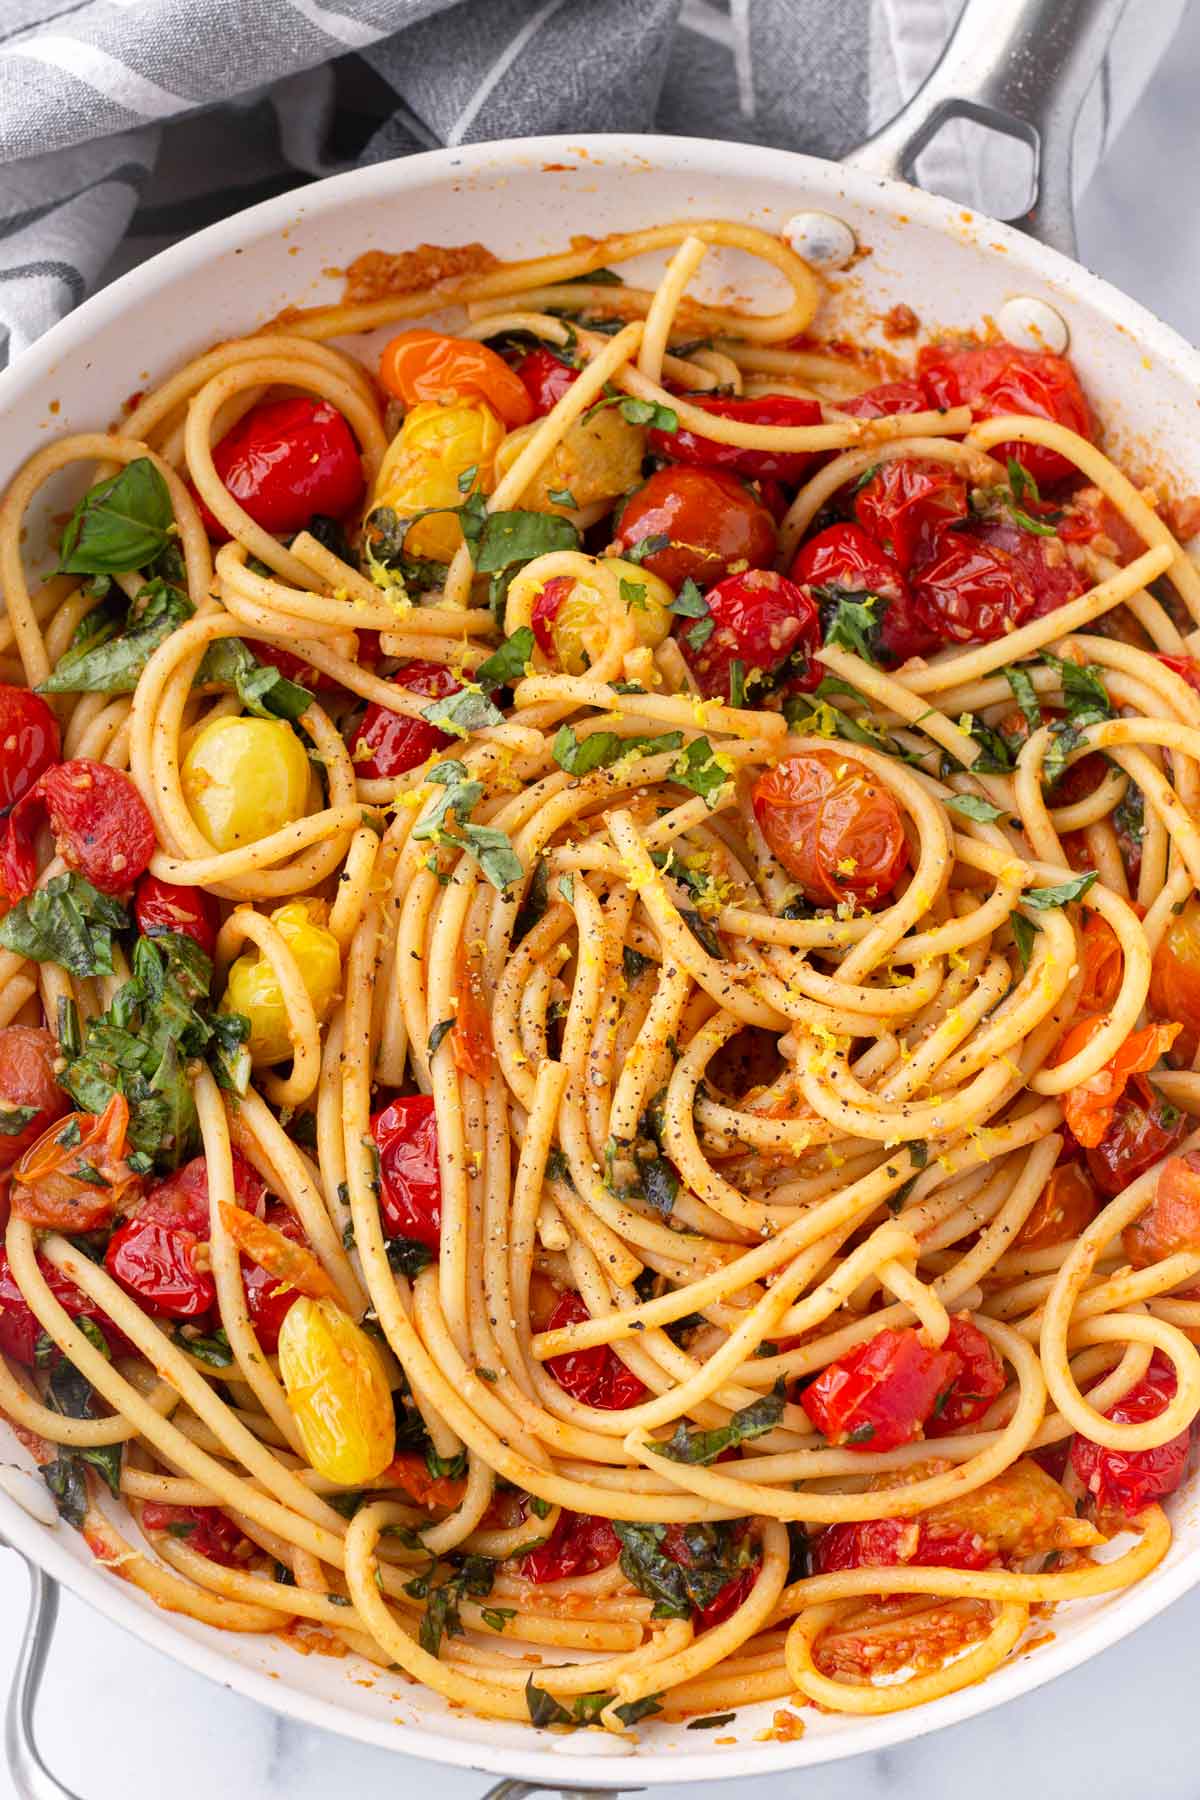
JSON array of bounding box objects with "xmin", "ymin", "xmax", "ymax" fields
[{"xmin": 7, "ymin": 9, "xmax": 1200, "ymax": 1797}]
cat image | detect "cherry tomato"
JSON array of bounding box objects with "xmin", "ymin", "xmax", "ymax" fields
[
  {"xmin": 370, "ymin": 1095, "xmax": 441, "ymax": 1250},
  {"xmin": 690, "ymin": 1562, "xmax": 759, "ymax": 1630},
  {"xmin": 1070, "ymin": 1353, "xmax": 1190, "ymax": 1521},
  {"xmin": 349, "ymin": 662, "xmax": 462, "ymax": 779},
  {"xmin": 1016, "ymin": 1159, "xmax": 1099, "ymax": 1251},
  {"xmin": 0, "ymin": 1026, "xmax": 69, "ymax": 1168},
  {"xmin": 0, "ymin": 1247, "xmax": 129, "ymax": 1365},
  {"xmin": 926, "ymin": 1315, "xmax": 1005, "ymax": 1436},
  {"xmin": 680, "ymin": 569, "xmax": 821, "ymax": 701},
  {"xmin": 648, "ymin": 394, "xmax": 822, "ymax": 482},
  {"xmin": 520, "ymin": 1509, "xmax": 621, "ymax": 1582},
  {"xmin": 242, "ymin": 1202, "xmax": 306, "ymax": 1351},
  {"xmin": 252, "ymin": 643, "xmax": 341, "ymax": 695},
  {"xmin": 853, "ymin": 460, "xmax": 968, "ymax": 571},
  {"xmin": 917, "ymin": 342, "xmax": 1092, "ymax": 483},
  {"xmin": 909, "ymin": 531, "xmax": 1038, "ymax": 646},
  {"xmin": 529, "ymin": 576, "xmax": 574, "ymax": 659},
  {"xmin": 1150, "ymin": 894, "xmax": 1200, "ymax": 1050},
  {"xmin": 752, "ymin": 750, "xmax": 909, "ymax": 909},
  {"xmin": 1158, "ymin": 653, "xmax": 1200, "ymax": 694},
  {"xmin": 380, "ymin": 329, "xmax": 533, "ymax": 429},
  {"xmin": 0, "ymin": 687, "xmax": 60, "ymax": 814},
  {"xmin": 613, "ymin": 467, "xmax": 778, "ymax": 592},
  {"xmin": 800, "ymin": 1325, "xmax": 961, "ymax": 1451},
  {"xmin": 383, "ymin": 1449, "xmax": 469, "ymax": 1513},
  {"xmin": 837, "ymin": 378, "xmax": 929, "ymax": 420},
  {"xmin": 814, "ymin": 1459, "xmax": 1077, "ymax": 1570},
  {"xmin": 1054, "ymin": 1016, "xmax": 1180, "ymax": 1148},
  {"xmin": 1085, "ymin": 1081, "xmax": 1188, "ymax": 1197},
  {"xmin": 789, "ymin": 521, "xmax": 930, "ymax": 664},
  {"xmin": 545, "ymin": 1290, "xmax": 648, "ymax": 1410},
  {"xmin": 968, "ymin": 516, "xmax": 1085, "ymax": 620},
  {"xmin": 2, "ymin": 759, "xmax": 156, "ymax": 901},
  {"xmin": 105, "ymin": 1215, "xmax": 215, "ymax": 1319},
  {"xmin": 134, "ymin": 875, "xmax": 220, "ymax": 959},
  {"xmin": 1077, "ymin": 912, "xmax": 1123, "ymax": 1014},
  {"xmin": 10, "ymin": 1094, "xmax": 142, "ymax": 1233},
  {"xmin": 198, "ymin": 397, "xmax": 366, "ymax": 540},
  {"xmin": 514, "ymin": 347, "xmax": 580, "ymax": 417},
  {"xmin": 1123, "ymin": 1152, "xmax": 1200, "ymax": 1268},
  {"xmin": 813, "ymin": 1515, "xmax": 993, "ymax": 1575},
  {"xmin": 140, "ymin": 1502, "xmax": 246, "ymax": 1565},
  {"xmin": 136, "ymin": 1149, "xmax": 266, "ymax": 1237}
]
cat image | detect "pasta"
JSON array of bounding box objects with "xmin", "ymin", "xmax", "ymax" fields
[{"xmin": 3, "ymin": 214, "xmax": 1200, "ymax": 1738}]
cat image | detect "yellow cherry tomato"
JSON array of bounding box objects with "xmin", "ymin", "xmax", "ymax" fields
[
  {"xmin": 373, "ymin": 398, "xmax": 503, "ymax": 562},
  {"xmin": 181, "ymin": 715, "xmax": 309, "ymax": 852},
  {"xmin": 495, "ymin": 404, "xmax": 644, "ymax": 516},
  {"xmin": 222, "ymin": 899, "xmax": 342, "ymax": 1066},
  {"xmin": 540, "ymin": 555, "xmax": 673, "ymax": 675},
  {"xmin": 277, "ymin": 1296, "xmax": 395, "ymax": 1484}
]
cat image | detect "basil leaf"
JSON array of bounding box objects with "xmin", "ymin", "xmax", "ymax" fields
[
  {"xmin": 687, "ymin": 1713, "xmax": 737, "ymax": 1730},
  {"xmin": 728, "ymin": 660, "xmax": 746, "ymax": 708},
  {"xmin": 547, "ymin": 486, "xmax": 577, "ymax": 508},
  {"xmin": 623, "ymin": 532, "xmax": 670, "ymax": 566},
  {"xmin": 670, "ymin": 579, "xmax": 709, "ymax": 619},
  {"xmin": 39, "ymin": 580, "xmax": 193, "ymax": 694},
  {"xmin": 0, "ymin": 874, "xmax": 128, "ymax": 977},
  {"xmin": 660, "ymin": 1381, "xmax": 785, "ymax": 1465},
  {"xmin": 421, "ymin": 688, "xmax": 504, "ymax": 737},
  {"xmin": 643, "ymin": 1156, "xmax": 678, "ymax": 1217},
  {"xmin": 944, "ymin": 793, "xmax": 1006, "ymax": 823},
  {"xmin": 526, "ymin": 1678, "xmax": 574, "ymax": 1727},
  {"xmin": 385, "ymin": 1235, "xmax": 436, "ymax": 1278},
  {"xmin": 480, "ymin": 1607, "xmax": 516, "ymax": 1632},
  {"xmin": 196, "ymin": 638, "xmax": 311, "ymax": 722},
  {"xmin": 552, "ymin": 724, "xmax": 683, "ymax": 776},
  {"xmin": 619, "ymin": 397, "xmax": 678, "ymax": 431},
  {"xmin": 474, "ymin": 511, "xmax": 580, "ymax": 575},
  {"xmin": 1010, "ymin": 913, "xmax": 1040, "ymax": 969},
  {"xmin": 821, "ymin": 593, "xmax": 880, "ymax": 663},
  {"xmin": 474, "ymin": 627, "xmax": 535, "ymax": 687},
  {"xmin": 1023, "ymin": 871, "xmax": 1099, "ymax": 910},
  {"xmin": 461, "ymin": 823, "xmax": 523, "ymax": 892},
  {"xmin": 672, "ymin": 737, "xmax": 729, "ymax": 808},
  {"xmin": 59, "ymin": 458, "xmax": 175, "ymax": 576},
  {"xmin": 0, "ymin": 1105, "xmax": 38, "ymax": 1136},
  {"xmin": 1003, "ymin": 665, "xmax": 1042, "ymax": 733},
  {"xmin": 679, "ymin": 907, "xmax": 723, "ymax": 959},
  {"xmin": 428, "ymin": 1019, "xmax": 455, "ymax": 1057},
  {"xmin": 620, "ymin": 577, "xmax": 648, "ymax": 611},
  {"xmin": 175, "ymin": 1326, "xmax": 233, "ymax": 1368}
]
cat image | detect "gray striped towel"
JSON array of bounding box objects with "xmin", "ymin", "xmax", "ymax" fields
[{"xmin": 0, "ymin": 0, "xmax": 1186, "ymax": 367}]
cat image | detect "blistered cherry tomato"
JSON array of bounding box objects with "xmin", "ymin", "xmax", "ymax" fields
[
  {"xmin": 0, "ymin": 1026, "xmax": 69, "ymax": 1168},
  {"xmin": 105, "ymin": 1216, "xmax": 214, "ymax": 1319},
  {"xmin": 814, "ymin": 1516, "xmax": 992, "ymax": 1574},
  {"xmin": 752, "ymin": 749, "xmax": 909, "ymax": 909},
  {"xmin": 613, "ymin": 467, "xmax": 777, "ymax": 591},
  {"xmin": 800, "ymin": 1325, "xmax": 961, "ymax": 1451},
  {"xmin": 969, "ymin": 516, "xmax": 1085, "ymax": 620},
  {"xmin": 853, "ymin": 460, "xmax": 968, "ymax": 571},
  {"xmin": 2, "ymin": 759, "xmax": 156, "ymax": 901},
  {"xmin": 137, "ymin": 1149, "xmax": 266, "ymax": 1237},
  {"xmin": 514, "ymin": 347, "xmax": 580, "ymax": 417},
  {"xmin": 1086, "ymin": 1081, "xmax": 1188, "ymax": 1197},
  {"xmin": 520, "ymin": 1509, "xmax": 621, "ymax": 1582},
  {"xmin": 680, "ymin": 569, "xmax": 821, "ymax": 701},
  {"xmin": 1054, "ymin": 1017, "xmax": 1179, "ymax": 1149},
  {"xmin": 348, "ymin": 661, "xmax": 461, "ymax": 779},
  {"xmin": 242, "ymin": 1202, "xmax": 307, "ymax": 1351},
  {"xmin": 545, "ymin": 1291, "xmax": 647, "ymax": 1410},
  {"xmin": 371, "ymin": 1095, "xmax": 441, "ymax": 1250},
  {"xmin": 789, "ymin": 521, "xmax": 929, "ymax": 664},
  {"xmin": 0, "ymin": 1248, "xmax": 128, "ymax": 1365},
  {"xmin": 1123, "ymin": 1152, "xmax": 1200, "ymax": 1268},
  {"xmin": 917, "ymin": 342, "xmax": 1092, "ymax": 483},
  {"xmin": 0, "ymin": 687, "xmax": 60, "ymax": 814},
  {"xmin": 380, "ymin": 329, "xmax": 533, "ymax": 429},
  {"xmin": 10, "ymin": 1095, "xmax": 142, "ymax": 1233},
  {"xmin": 926, "ymin": 1316, "xmax": 1005, "ymax": 1437},
  {"xmin": 814, "ymin": 1460, "xmax": 1076, "ymax": 1571},
  {"xmin": 198, "ymin": 397, "xmax": 365, "ymax": 540},
  {"xmin": 909, "ymin": 532, "xmax": 1038, "ymax": 646},
  {"xmin": 837, "ymin": 379, "xmax": 929, "ymax": 420},
  {"xmin": 1079, "ymin": 911, "xmax": 1123, "ymax": 1014},
  {"xmin": 1070, "ymin": 1353, "xmax": 1190, "ymax": 1520},
  {"xmin": 134, "ymin": 875, "xmax": 220, "ymax": 959},
  {"xmin": 1016, "ymin": 1160, "xmax": 1099, "ymax": 1251},
  {"xmin": 140, "ymin": 1503, "xmax": 246, "ymax": 1565},
  {"xmin": 647, "ymin": 394, "xmax": 822, "ymax": 482},
  {"xmin": 1150, "ymin": 894, "xmax": 1200, "ymax": 1053},
  {"xmin": 691, "ymin": 1563, "xmax": 759, "ymax": 1630}
]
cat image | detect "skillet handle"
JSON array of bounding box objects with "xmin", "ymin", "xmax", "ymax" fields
[
  {"xmin": 4, "ymin": 1548, "xmax": 82, "ymax": 1800},
  {"xmin": 842, "ymin": 0, "xmax": 1130, "ymax": 259}
]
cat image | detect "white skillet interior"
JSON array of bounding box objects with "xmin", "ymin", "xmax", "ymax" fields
[{"xmin": 2, "ymin": 133, "xmax": 1200, "ymax": 1786}]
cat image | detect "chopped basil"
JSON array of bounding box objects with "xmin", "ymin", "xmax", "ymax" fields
[
  {"xmin": 614, "ymin": 1520, "xmax": 754, "ymax": 1620},
  {"xmin": 943, "ymin": 793, "xmax": 1006, "ymax": 823},
  {"xmin": 406, "ymin": 1554, "xmax": 494, "ymax": 1657},
  {"xmin": 687, "ymin": 1713, "xmax": 737, "ymax": 1730},
  {"xmin": 547, "ymin": 486, "xmax": 577, "ymax": 509},
  {"xmin": 1023, "ymin": 871, "xmax": 1099, "ymax": 910},
  {"xmin": 40, "ymin": 578, "xmax": 193, "ymax": 695},
  {"xmin": 474, "ymin": 626, "xmax": 535, "ymax": 688},
  {"xmin": 421, "ymin": 687, "xmax": 504, "ymax": 737},
  {"xmin": 428, "ymin": 1018, "xmax": 455, "ymax": 1057},
  {"xmin": 551, "ymin": 723, "xmax": 683, "ymax": 776},
  {"xmin": 0, "ymin": 1104, "xmax": 38, "ymax": 1136},
  {"xmin": 0, "ymin": 874, "xmax": 128, "ymax": 978},
  {"xmin": 620, "ymin": 576, "xmax": 648, "ymax": 611},
  {"xmin": 385, "ymin": 1235, "xmax": 436, "ymax": 1278},
  {"xmin": 1003, "ymin": 665, "xmax": 1042, "ymax": 733},
  {"xmin": 175, "ymin": 1325, "xmax": 234, "ymax": 1368},
  {"xmin": 195, "ymin": 638, "xmax": 311, "ymax": 722},
  {"xmin": 558, "ymin": 873, "xmax": 575, "ymax": 904},
  {"xmin": 728, "ymin": 659, "xmax": 747, "ymax": 708},
  {"xmin": 480, "ymin": 1606, "xmax": 516, "ymax": 1632},
  {"xmin": 672, "ymin": 737, "xmax": 729, "ymax": 808},
  {"xmin": 670, "ymin": 578, "xmax": 708, "ymax": 619},
  {"xmin": 622, "ymin": 532, "xmax": 670, "ymax": 566},
  {"xmin": 40, "ymin": 1357, "xmax": 122, "ymax": 1528},
  {"xmin": 659, "ymin": 1382, "xmax": 785, "ymax": 1465},
  {"xmin": 1009, "ymin": 912, "xmax": 1040, "ymax": 970},
  {"xmin": 473, "ymin": 510, "xmax": 581, "ymax": 575},
  {"xmin": 821, "ymin": 593, "xmax": 881, "ymax": 663},
  {"xmin": 59, "ymin": 458, "xmax": 175, "ymax": 576},
  {"xmin": 617, "ymin": 396, "xmax": 678, "ymax": 431}
]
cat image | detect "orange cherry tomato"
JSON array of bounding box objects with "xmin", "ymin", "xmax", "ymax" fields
[
  {"xmin": 1078, "ymin": 911, "xmax": 1123, "ymax": 1013},
  {"xmin": 10, "ymin": 1094, "xmax": 143, "ymax": 1232},
  {"xmin": 1124, "ymin": 1151, "xmax": 1200, "ymax": 1268},
  {"xmin": 218, "ymin": 1202, "xmax": 337, "ymax": 1302},
  {"xmin": 1016, "ymin": 1161, "xmax": 1098, "ymax": 1251},
  {"xmin": 1053, "ymin": 1016, "xmax": 1181, "ymax": 1149},
  {"xmin": 752, "ymin": 750, "xmax": 909, "ymax": 908},
  {"xmin": 1149, "ymin": 894, "xmax": 1200, "ymax": 1056},
  {"xmin": 378, "ymin": 329, "xmax": 533, "ymax": 429},
  {"xmin": 382, "ymin": 1449, "xmax": 469, "ymax": 1512}
]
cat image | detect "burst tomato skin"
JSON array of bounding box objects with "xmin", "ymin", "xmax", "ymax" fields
[
  {"xmin": 0, "ymin": 1026, "xmax": 69, "ymax": 1168},
  {"xmin": 853, "ymin": 459, "xmax": 968, "ymax": 571},
  {"xmin": 0, "ymin": 687, "xmax": 60, "ymax": 815},
  {"xmin": 241, "ymin": 1201, "xmax": 306, "ymax": 1351},
  {"xmin": 135, "ymin": 1149, "xmax": 266, "ymax": 1236},
  {"xmin": 909, "ymin": 532, "xmax": 1038, "ymax": 645},
  {"xmin": 380, "ymin": 329, "xmax": 533, "ymax": 429},
  {"xmin": 812, "ymin": 1516, "xmax": 993, "ymax": 1575},
  {"xmin": 1158, "ymin": 653, "xmax": 1200, "ymax": 694},
  {"xmin": 752, "ymin": 749, "xmax": 909, "ymax": 909},
  {"xmin": 1055, "ymin": 1017, "xmax": 1180, "ymax": 1149},
  {"xmin": 648, "ymin": 394, "xmax": 822, "ymax": 483},
  {"xmin": 545, "ymin": 1291, "xmax": 648, "ymax": 1410},
  {"xmin": 0, "ymin": 1248, "xmax": 129, "ymax": 1365},
  {"xmin": 105, "ymin": 1216, "xmax": 214, "ymax": 1319},
  {"xmin": 1149, "ymin": 894, "xmax": 1200, "ymax": 1050},
  {"xmin": 968, "ymin": 515, "xmax": 1085, "ymax": 619},
  {"xmin": 10, "ymin": 1094, "xmax": 142, "ymax": 1233},
  {"xmin": 529, "ymin": 576, "xmax": 574, "ymax": 658},
  {"xmin": 134, "ymin": 875, "xmax": 220, "ymax": 959},
  {"xmin": 370, "ymin": 1095, "xmax": 441, "ymax": 1250},
  {"xmin": 1070, "ymin": 1353, "xmax": 1191, "ymax": 1520},
  {"xmin": 1017, "ymin": 1159, "xmax": 1099, "ymax": 1251},
  {"xmin": 837, "ymin": 379, "xmax": 929, "ymax": 419},
  {"xmin": 926, "ymin": 1316, "xmax": 1006, "ymax": 1436},
  {"xmin": 1085, "ymin": 1082, "xmax": 1188, "ymax": 1197},
  {"xmin": 348, "ymin": 661, "xmax": 461, "ymax": 779},
  {"xmin": 680, "ymin": 569, "xmax": 821, "ymax": 701},
  {"xmin": 140, "ymin": 1503, "xmax": 245, "ymax": 1565},
  {"xmin": 514, "ymin": 347, "xmax": 580, "ymax": 416},
  {"xmin": 1123, "ymin": 1152, "xmax": 1200, "ymax": 1268},
  {"xmin": 917, "ymin": 342, "xmax": 1092, "ymax": 483},
  {"xmin": 520, "ymin": 1509, "xmax": 621, "ymax": 1582},
  {"xmin": 691, "ymin": 1563, "xmax": 758, "ymax": 1630},
  {"xmin": 613, "ymin": 467, "xmax": 778, "ymax": 591},
  {"xmin": 801, "ymin": 1326, "xmax": 962, "ymax": 1452},
  {"xmin": 789, "ymin": 521, "xmax": 931, "ymax": 663},
  {"xmin": 1079, "ymin": 911, "xmax": 1124, "ymax": 1014},
  {"xmin": 2, "ymin": 760, "xmax": 156, "ymax": 901},
  {"xmin": 198, "ymin": 397, "xmax": 365, "ymax": 540}
]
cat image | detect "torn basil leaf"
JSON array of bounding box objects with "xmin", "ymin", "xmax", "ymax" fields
[
  {"xmin": 1023, "ymin": 871, "xmax": 1098, "ymax": 910},
  {"xmin": 196, "ymin": 638, "xmax": 311, "ymax": 722},
  {"xmin": 474, "ymin": 626, "xmax": 535, "ymax": 688},
  {"xmin": 59, "ymin": 458, "xmax": 175, "ymax": 576},
  {"xmin": 659, "ymin": 1382, "xmax": 785, "ymax": 1465},
  {"xmin": 39, "ymin": 579, "xmax": 193, "ymax": 695},
  {"xmin": 0, "ymin": 874, "xmax": 128, "ymax": 978}
]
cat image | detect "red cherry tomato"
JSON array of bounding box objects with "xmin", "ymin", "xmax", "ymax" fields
[
  {"xmin": 648, "ymin": 394, "xmax": 822, "ymax": 482},
  {"xmin": 520, "ymin": 1509, "xmax": 621, "ymax": 1582},
  {"xmin": 0, "ymin": 687, "xmax": 60, "ymax": 814},
  {"xmin": 789, "ymin": 521, "xmax": 931, "ymax": 664},
  {"xmin": 0, "ymin": 1026, "xmax": 69, "ymax": 1168},
  {"xmin": 926, "ymin": 1316, "xmax": 1006, "ymax": 1436},
  {"xmin": 752, "ymin": 749, "xmax": 909, "ymax": 909},
  {"xmin": 136, "ymin": 1149, "xmax": 266, "ymax": 1236},
  {"xmin": 1159, "ymin": 653, "xmax": 1200, "ymax": 694},
  {"xmin": 853, "ymin": 460, "xmax": 968, "ymax": 571},
  {"xmin": 379, "ymin": 330, "xmax": 533, "ymax": 429},
  {"xmin": 1124, "ymin": 1152, "xmax": 1200, "ymax": 1269},
  {"xmin": 800, "ymin": 1325, "xmax": 962, "ymax": 1451},
  {"xmin": 198, "ymin": 397, "xmax": 365, "ymax": 541},
  {"xmin": 680, "ymin": 569, "xmax": 821, "ymax": 701},
  {"xmin": 242, "ymin": 1201, "xmax": 306, "ymax": 1351},
  {"xmin": 1016, "ymin": 1159, "xmax": 1099, "ymax": 1251},
  {"xmin": 349, "ymin": 662, "xmax": 462, "ymax": 779},
  {"xmin": 105, "ymin": 1215, "xmax": 215, "ymax": 1319},
  {"xmin": 134, "ymin": 875, "xmax": 219, "ymax": 959},
  {"xmin": 909, "ymin": 532, "xmax": 1039, "ymax": 646},
  {"xmin": 140, "ymin": 1503, "xmax": 246, "ymax": 1565},
  {"xmin": 2, "ymin": 759, "xmax": 156, "ymax": 901},
  {"xmin": 1085, "ymin": 1081, "xmax": 1188, "ymax": 1197},
  {"xmin": 692, "ymin": 1562, "xmax": 759, "ymax": 1631},
  {"xmin": 1070, "ymin": 1353, "xmax": 1190, "ymax": 1521},
  {"xmin": 529, "ymin": 576, "xmax": 575, "ymax": 657},
  {"xmin": 515, "ymin": 347, "xmax": 581, "ymax": 417},
  {"xmin": 837, "ymin": 379, "xmax": 929, "ymax": 420},
  {"xmin": 545, "ymin": 1290, "xmax": 648, "ymax": 1410},
  {"xmin": 613, "ymin": 467, "xmax": 778, "ymax": 591},
  {"xmin": 0, "ymin": 1247, "xmax": 129, "ymax": 1365},
  {"xmin": 371, "ymin": 1095, "xmax": 442, "ymax": 1250},
  {"xmin": 813, "ymin": 1515, "xmax": 994, "ymax": 1575},
  {"xmin": 917, "ymin": 342, "xmax": 1092, "ymax": 483},
  {"xmin": 968, "ymin": 516, "xmax": 1086, "ymax": 619}
]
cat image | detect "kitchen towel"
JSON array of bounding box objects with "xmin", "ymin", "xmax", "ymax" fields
[{"xmin": 0, "ymin": 0, "xmax": 1186, "ymax": 364}]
